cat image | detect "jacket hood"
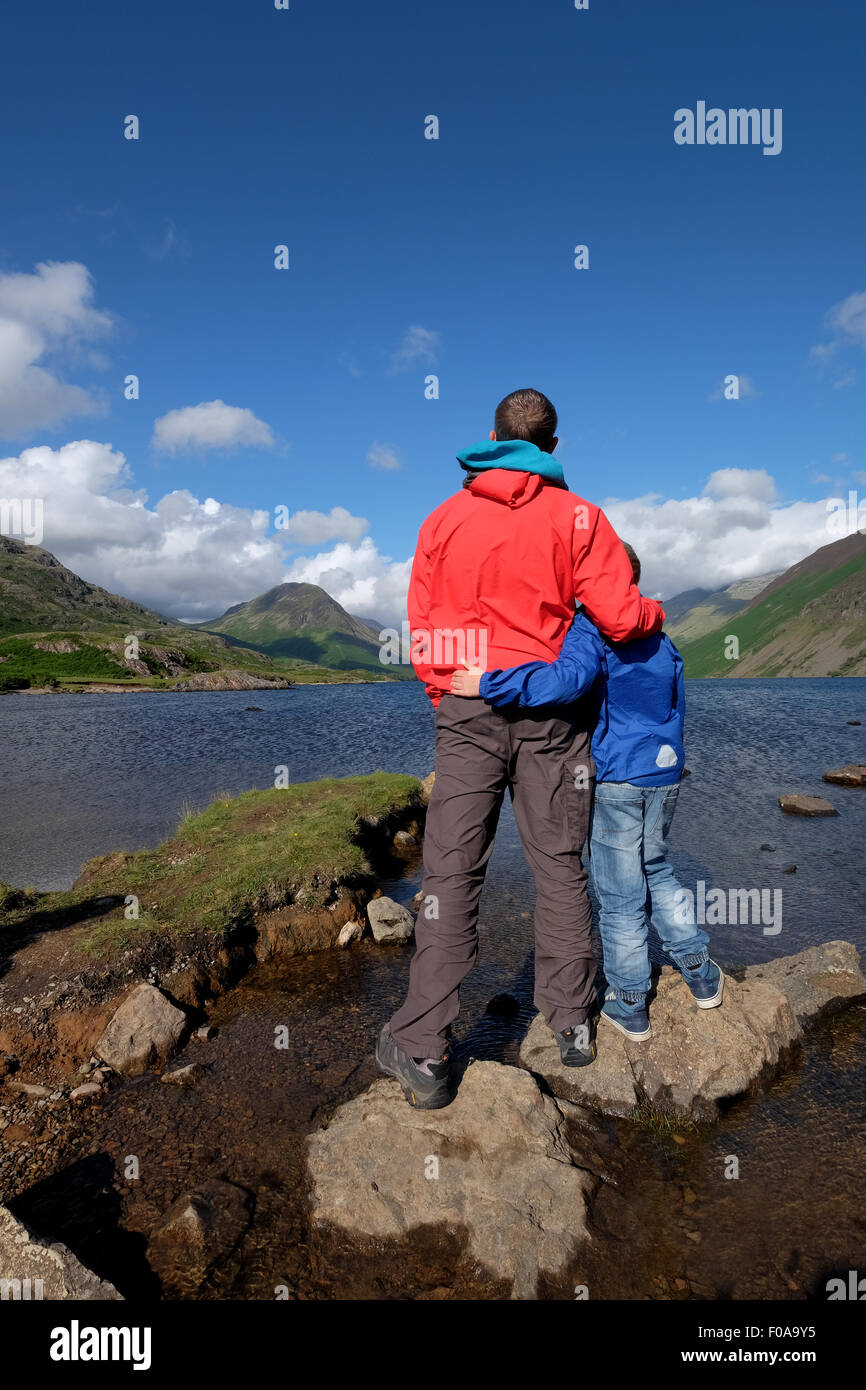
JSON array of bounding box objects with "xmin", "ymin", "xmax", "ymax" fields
[
  {"xmin": 457, "ymin": 438, "xmax": 566, "ymax": 487},
  {"xmin": 465, "ymin": 467, "xmax": 546, "ymax": 509}
]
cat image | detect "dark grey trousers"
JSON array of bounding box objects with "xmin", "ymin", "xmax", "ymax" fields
[{"xmin": 389, "ymin": 694, "xmax": 596, "ymax": 1057}]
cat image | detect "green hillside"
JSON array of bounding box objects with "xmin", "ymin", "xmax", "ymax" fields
[
  {"xmin": 677, "ymin": 533, "xmax": 866, "ymax": 677},
  {"xmin": 195, "ymin": 581, "xmax": 408, "ymax": 678},
  {"xmin": 0, "ymin": 538, "xmax": 402, "ymax": 689},
  {"xmin": 665, "ymin": 573, "xmax": 780, "ymax": 646}
]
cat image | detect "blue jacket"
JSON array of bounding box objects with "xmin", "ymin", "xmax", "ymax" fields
[{"xmin": 479, "ymin": 612, "xmax": 686, "ymax": 786}]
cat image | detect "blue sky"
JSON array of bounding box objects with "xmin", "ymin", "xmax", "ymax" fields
[{"xmin": 1, "ymin": 0, "xmax": 864, "ymax": 622}]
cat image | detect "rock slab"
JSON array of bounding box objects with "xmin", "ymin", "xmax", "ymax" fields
[
  {"xmin": 822, "ymin": 764, "xmax": 866, "ymax": 788},
  {"xmin": 0, "ymin": 1205, "xmax": 121, "ymax": 1300},
  {"xmin": 307, "ymin": 1060, "xmax": 597, "ymax": 1299},
  {"xmin": 95, "ymin": 983, "xmax": 187, "ymax": 1076},
  {"xmin": 519, "ymin": 941, "xmax": 866, "ymax": 1123},
  {"xmin": 367, "ymin": 896, "xmax": 415, "ymax": 943},
  {"xmin": 779, "ymin": 793, "xmax": 839, "ymax": 816}
]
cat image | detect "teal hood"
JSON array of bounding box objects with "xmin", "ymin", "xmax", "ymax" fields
[{"xmin": 457, "ymin": 438, "xmax": 566, "ymax": 488}]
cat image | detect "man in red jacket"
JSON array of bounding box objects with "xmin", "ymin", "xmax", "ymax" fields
[{"xmin": 376, "ymin": 389, "xmax": 665, "ymax": 1108}]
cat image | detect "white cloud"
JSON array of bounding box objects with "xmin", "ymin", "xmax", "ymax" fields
[
  {"xmin": 0, "ymin": 261, "xmax": 112, "ymax": 438},
  {"xmin": 0, "ymin": 438, "xmax": 840, "ymax": 629},
  {"xmin": 280, "ymin": 506, "xmax": 369, "ymax": 546},
  {"xmin": 389, "ymin": 325, "xmax": 440, "ymax": 373},
  {"xmin": 811, "ymin": 292, "xmax": 866, "ymax": 388},
  {"xmin": 152, "ymin": 399, "xmax": 276, "ymax": 455},
  {"xmin": 602, "ymin": 468, "xmax": 832, "ymax": 599},
  {"xmin": 0, "ymin": 439, "xmax": 379, "ymax": 620},
  {"xmin": 285, "ymin": 536, "xmax": 413, "ymax": 628},
  {"xmin": 367, "ymin": 442, "xmax": 403, "ymax": 471}
]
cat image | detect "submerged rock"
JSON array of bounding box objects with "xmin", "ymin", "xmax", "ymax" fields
[
  {"xmin": 95, "ymin": 983, "xmax": 188, "ymax": 1077},
  {"xmin": 0, "ymin": 1205, "xmax": 121, "ymax": 1300},
  {"xmin": 519, "ymin": 941, "xmax": 866, "ymax": 1123},
  {"xmin": 367, "ymin": 896, "xmax": 415, "ymax": 943},
  {"xmin": 778, "ymin": 793, "xmax": 839, "ymax": 816},
  {"xmin": 146, "ymin": 1179, "xmax": 252, "ymax": 1294},
  {"xmin": 822, "ymin": 764, "xmax": 866, "ymax": 787},
  {"xmin": 306, "ymin": 1060, "xmax": 598, "ymax": 1299}
]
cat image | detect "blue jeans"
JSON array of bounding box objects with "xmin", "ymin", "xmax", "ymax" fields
[{"xmin": 589, "ymin": 781, "xmax": 709, "ymax": 1004}]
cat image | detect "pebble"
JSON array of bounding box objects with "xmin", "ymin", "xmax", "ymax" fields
[{"xmin": 70, "ymin": 1082, "xmax": 102, "ymax": 1101}]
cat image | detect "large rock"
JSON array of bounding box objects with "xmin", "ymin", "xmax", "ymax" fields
[
  {"xmin": 306, "ymin": 1060, "xmax": 598, "ymax": 1299},
  {"xmin": 0, "ymin": 1206, "xmax": 121, "ymax": 1300},
  {"xmin": 822, "ymin": 765, "xmax": 866, "ymax": 788},
  {"xmin": 95, "ymin": 983, "xmax": 188, "ymax": 1077},
  {"xmin": 746, "ymin": 940, "xmax": 866, "ymax": 1025},
  {"xmin": 519, "ymin": 941, "xmax": 866, "ymax": 1123},
  {"xmin": 367, "ymin": 896, "xmax": 415, "ymax": 943},
  {"xmin": 779, "ymin": 793, "xmax": 838, "ymax": 816},
  {"xmin": 146, "ymin": 1180, "xmax": 252, "ymax": 1295}
]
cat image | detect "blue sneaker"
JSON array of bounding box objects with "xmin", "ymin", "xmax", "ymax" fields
[
  {"xmin": 600, "ymin": 992, "xmax": 652, "ymax": 1042},
  {"xmin": 681, "ymin": 958, "xmax": 724, "ymax": 1008}
]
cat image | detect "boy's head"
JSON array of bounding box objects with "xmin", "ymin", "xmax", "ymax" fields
[
  {"xmin": 490, "ymin": 388, "xmax": 558, "ymax": 454},
  {"xmin": 621, "ymin": 542, "xmax": 641, "ymax": 585}
]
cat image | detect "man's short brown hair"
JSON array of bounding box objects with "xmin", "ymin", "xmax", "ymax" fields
[
  {"xmin": 494, "ymin": 388, "xmax": 558, "ymax": 451},
  {"xmin": 621, "ymin": 542, "xmax": 641, "ymax": 585}
]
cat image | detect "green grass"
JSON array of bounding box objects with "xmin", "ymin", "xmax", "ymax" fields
[
  {"xmin": 0, "ymin": 635, "xmax": 129, "ymax": 683},
  {"xmin": 3, "ymin": 773, "xmax": 424, "ymax": 958}
]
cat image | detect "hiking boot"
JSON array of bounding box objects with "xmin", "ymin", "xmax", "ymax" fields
[
  {"xmin": 375, "ymin": 1025, "xmax": 454, "ymax": 1108},
  {"xmin": 682, "ymin": 957, "xmax": 724, "ymax": 1008},
  {"xmin": 600, "ymin": 992, "xmax": 652, "ymax": 1041},
  {"xmin": 554, "ymin": 1016, "xmax": 597, "ymax": 1067}
]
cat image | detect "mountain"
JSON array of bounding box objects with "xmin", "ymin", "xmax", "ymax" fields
[
  {"xmin": 676, "ymin": 532, "xmax": 866, "ymax": 677},
  {"xmin": 0, "ymin": 534, "xmax": 170, "ymax": 636},
  {"xmin": 664, "ymin": 571, "xmax": 782, "ymax": 646},
  {"xmin": 195, "ymin": 581, "xmax": 405, "ymax": 677},
  {"xmin": 0, "ymin": 540, "xmax": 391, "ymax": 688}
]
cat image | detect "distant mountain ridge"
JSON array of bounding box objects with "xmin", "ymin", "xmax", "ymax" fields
[
  {"xmin": 0, "ymin": 540, "xmax": 399, "ymax": 687},
  {"xmin": 194, "ymin": 581, "xmax": 403, "ymax": 677},
  {"xmin": 664, "ymin": 571, "xmax": 782, "ymax": 646},
  {"xmin": 676, "ymin": 532, "xmax": 866, "ymax": 677}
]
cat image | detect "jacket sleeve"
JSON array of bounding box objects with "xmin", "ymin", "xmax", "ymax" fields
[
  {"xmin": 479, "ymin": 620, "xmax": 604, "ymax": 708},
  {"xmin": 406, "ymin": 524, "xmax": 439, "ymax": 703},
  {"xmin": 574, "ymin": 505, "xmax": 665, "ymax": 641}
]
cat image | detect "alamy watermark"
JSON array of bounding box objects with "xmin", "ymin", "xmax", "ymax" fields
[
  {"xmin": 0, "ymin": 497, "xmax": 44, "ymax": 545},
  {"xmin": 379, "ymin": 623, "xmax": 489, "ymax": 670},
  {"xmin": 674, "ymin": 880, "xmax": 782, "ymax": 936},
  {"xmin": 675, "ymin": 103, "xmax": 782, "ymax": 157}
]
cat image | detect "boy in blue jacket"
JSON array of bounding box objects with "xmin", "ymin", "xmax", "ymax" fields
[{"xmin": 450, "ymin": 543, "xmax": 723, "ymax": 1041}]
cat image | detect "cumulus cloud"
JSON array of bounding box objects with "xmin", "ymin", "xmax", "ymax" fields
[
  {"xmin": 0, "ymin": 439, "xmax": 379, "ymax": 620},
  {"xmin": 389, "ymin": 325, "xmax": 440, "ymax": 373},
  {"xmin": 285, "ymin": 537, "xmax": 413, "ymax": 628},
  {"xmin": 279, "ymin": 506, "xmax": 369, "ymax": 546},
  {"xmin": 152, "ymin": 399, "xmax": 276, "ymax": 455},
  {"xmin": 0, "ymin": 261, "xmax": 112, "ymax": 438},
  {"xmin": 367, "ymin": 442, "xmax": 403, "ymax": 471},
  {"xmin": 601, "ymin": 468, "xmax": 831, "ymax": 598},
  {"xmin": 0, "ymin": 437, "xmax": 837, "ymax": 628}
]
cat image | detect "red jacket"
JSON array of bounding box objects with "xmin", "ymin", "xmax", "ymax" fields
[{"xmin": 408, "ymin": 469, "xmax": 665, "ymax": 706}]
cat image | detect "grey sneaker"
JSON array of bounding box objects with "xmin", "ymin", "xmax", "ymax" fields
[
  {"xmin": 554, "ymin": 1016, "xmax": 597, "ymax": 1068},
  {"xmin": 375, "ymin": 1025, "xmax": 454, "ymax": 1108}
]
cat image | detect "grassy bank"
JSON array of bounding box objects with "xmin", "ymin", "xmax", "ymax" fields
[{"xmin": 1, "ymin": 773, "xmax": 425, "ymax": 963}]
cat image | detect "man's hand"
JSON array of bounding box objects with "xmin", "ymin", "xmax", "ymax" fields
[{"xmin": 450, "ymin": 663, "xmax": 484, "ymax": 697}]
